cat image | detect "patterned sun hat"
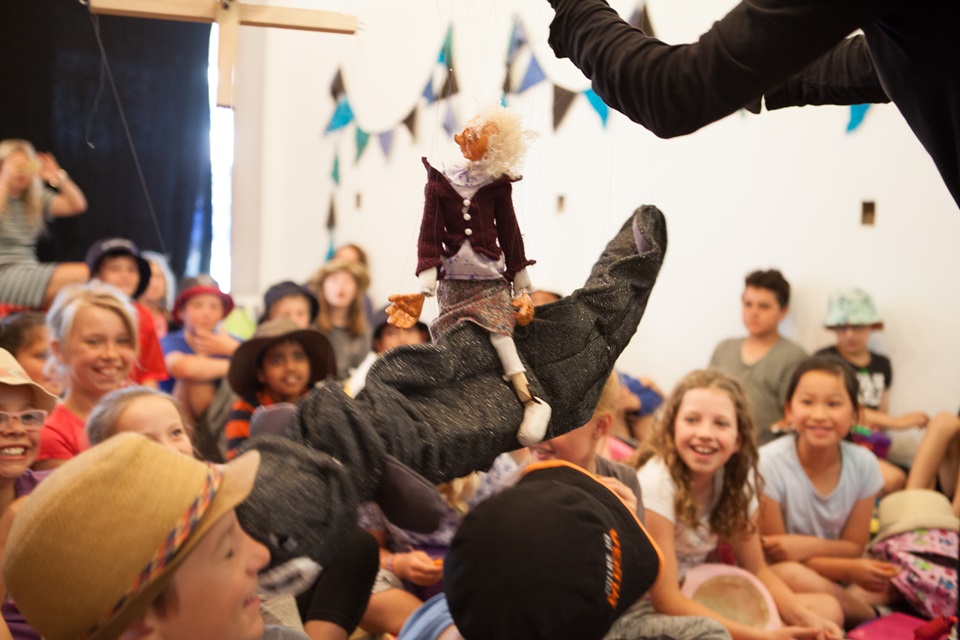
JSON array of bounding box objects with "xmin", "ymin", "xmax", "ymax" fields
[{"xmin": 823, "ymin": 288, "xmax": 883, "ymax": 328}]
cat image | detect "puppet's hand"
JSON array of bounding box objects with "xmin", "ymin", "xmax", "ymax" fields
[
  {"xmin": 387, "ymin": 294, "xmax": 425, "ymax": 329},
  {"xmin": 512, "ymin": 293, "xmax": 534, "ymax": 327}
]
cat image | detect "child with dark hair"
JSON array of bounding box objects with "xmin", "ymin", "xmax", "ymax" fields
[
  {"xmin": 260, "ymin": 281, "xmax": 319, "ymax": 329},
  {"xmin": 814, "ymin": 287, "xmax": 929, "ymax": 494},
  {"xmin": 710, "ymin": 268, "xmax": 807, "ymax": 444},
  {"xmin": 759, "ymin": 356, "xmax": 890, "ymax": 628},
  {"xmin": 0, "ymin": 312, "xmax": 62, "ymax": 396},
  {"xmin": 224, "ymin": 318, "xmax": 336, "ymax": 459}
]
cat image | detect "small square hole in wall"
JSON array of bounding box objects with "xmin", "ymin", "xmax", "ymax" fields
[
  {"xmin": 355, "ymin": 192, "xmax": 362, "ymax": 209},
  {"xmin": 861, "ymin": 200, "xmax": 875, "ymax": 226},
  {"xmin": 556, "ymin": 194, "xmax": 565, "ymax": 214}
]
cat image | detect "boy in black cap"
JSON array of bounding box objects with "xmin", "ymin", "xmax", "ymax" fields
[
  {"xmin": 260, "ymin": 280, "xmax": 320, "ymax": 329},
  {"xmin": 85, "ymin": 237, "xmax": 169, "ymax": 388}
]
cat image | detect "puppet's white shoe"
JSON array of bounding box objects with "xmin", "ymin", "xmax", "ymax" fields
[{"xmin": 516, "ymin": 398, "xmax": 552, "ymax": 446}]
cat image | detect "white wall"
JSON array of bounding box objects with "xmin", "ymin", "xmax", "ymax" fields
[{"xmin": 231, "ymin": 0, "xmax": 960, "ymax": 417}]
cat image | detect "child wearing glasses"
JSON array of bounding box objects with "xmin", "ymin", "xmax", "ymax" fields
[
  {"xmin": 0, "ymin": 347, "xmax": 59, "ymax": 639},
  {"xmin": 814, "ymin": 288, "xmax": 929, "ymax": 494}
]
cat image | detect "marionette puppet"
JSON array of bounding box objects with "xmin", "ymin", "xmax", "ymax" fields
[
  {"xmin": 387, "ymin": 105, "xmax": 551, "ymax": 446},
  {"xmin": 237, "ymin": 202, "xmax": 668, "ymax": 594}
]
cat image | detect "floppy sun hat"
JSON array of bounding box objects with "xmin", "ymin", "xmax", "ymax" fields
[
  {"xmin": 0, "ymin": 348, "xmax": 58, "ymax": 413},
  {"xmin": 228, "ymin": 317, "xmax": 337, "ymax": 398},
  {"xmin": 823, "ymin": 287, "xmax": 883, "ymax": 328},
  {"xmin": 681, "ymin": 564, "xmax": 782, "ymax": 630},
  {"xmin": 2, "ymin": 433, "xmax": 261, "ymax": 640}
]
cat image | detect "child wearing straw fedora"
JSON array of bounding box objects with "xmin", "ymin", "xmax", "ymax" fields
[
  {"xmin": 1, "ymin": 433, "xmax": 312, "ymax": 640},
  {"xmin": 0, "ymin": 347, "xmax": 59, "ymax": 640},
  {"xmin": 224, "ymin": 318, "xmax": 336, "ymax": 459}
]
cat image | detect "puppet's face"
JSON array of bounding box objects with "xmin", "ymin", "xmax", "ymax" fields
[{"xmin": 455, "ymin": 120, "xmax": 498, "ymax": 162}]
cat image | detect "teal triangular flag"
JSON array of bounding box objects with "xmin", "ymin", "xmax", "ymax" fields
[
  {"xmin": 438, "ymin": 27, "xmax": 452, "ymax": 65},
  {"xmin": 507, "ymin": 19, "xmax": 528, "ymax": 64},
  {"xmin": 847, "ymin": 104, "xmax": 870, "ymax": 132},
  {"xmin": 584, "ymin": 88, "xmax": 610, "ymax": 126},
  {"xmin": 326, "ymin": 97, "xmax": 354, "ymax": 133},
  {"xmin": 355, "ymin": 128, "xmax": 370, "ymax": 161},
  {"xmin": 331, "ymin": 154, "xmax": 340, "ymax": 186}
]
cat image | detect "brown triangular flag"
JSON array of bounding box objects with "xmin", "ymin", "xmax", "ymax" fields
[
  {"xmin": 553, "ymin": 85, "xmax": 577, "ymax": 130},
  {"xmin": 440, "ymin": 66, "xmax": 459, "ymax": 99},
  {"xmin": 330, "ymin": 69, "xmax": 345, "ymax": 100},
  {"xmin": 402, "ymin": 107, "xmax": 417, "ymax": 139},
  {"xmin": 326, "ymin": 197, "xmax": 336, "ymax": 230},
  {"xmin": 634, "ymin": 4, "xmax": 656, "ymax": 36}
]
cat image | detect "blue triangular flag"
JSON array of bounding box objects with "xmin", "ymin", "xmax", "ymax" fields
[
  {"xmin": 355, "ymin": 129, "xmax": 370, "ymax": 161},
  {"xmin": 847, "ymin": 104, "xmax": 870, "ymax": 132},
  {"xmin": 422, "ymin": 79, "xmax": 435, "ymax": 105},
  {"xmin": 517, "ymin": 55, "xmax": 546, "ymax": 93},
  {"xmin": 378, "ymin": 131, "xmax": 394, "ymax": 158},
  {"xmin": 507, "ymin": 19, "xmax": 528, "ymax": 64},
  {"xmin": 326, "ymin": 97, "xmax": 354, "ymax": 133},
  {"xmin": 584, "ymin": 88, "xmax": 610, "ymax": 126},
  {"xmin": 442, "ymin": 108, "xmax": 459, "ymax": 137}
]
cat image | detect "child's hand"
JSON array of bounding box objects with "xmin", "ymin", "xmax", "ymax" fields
[
  {"xmin": 595, "ymin": 476, "xmax": 638, "ymax": 516},
  {"xmin": 394, "ymin": 550, "xmax": 443, "ymax": 586},
  {"xmin": 760, "ymin": 534, "xmax": 816, "ymax": 563},
  {"xmin": 850, "ymin": 558, "xmax": 899, "ymax": 592},
  {"xmin": 890, "ymin": 411, "xmax": 930, "ymax": 430},
  {"xmin": 188, "ymin": 329, "xmax": 239, "ymax": 356},
  {"xmin": 512, "ymin": 293, "xmax": 534, "ymax": 327},
  {"xmin": 386, "ymin": 294, "xmax": 424, "ymax": 329},
  {"xmin": 770, "ymin": 626, "xmax": 829, "ymax": 640},
  {"xmin": 36, "ymin": 152, "xmax": 62, "ymax": 183}
]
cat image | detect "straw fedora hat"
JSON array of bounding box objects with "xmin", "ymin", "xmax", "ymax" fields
[
  {"xmin": 3, "ymin": 433, "xmax": 260, "ymax": 640},
  {"xmin": 228, "ymin": 317, "xmax": 337, "ymax": 398},
  {"xmin": 0, "ymin": 348, "xmax": 58, "ymax": 413},
  {"xmin": 871, "ymin": 488, "xmax": 960, "ymax": 545}
]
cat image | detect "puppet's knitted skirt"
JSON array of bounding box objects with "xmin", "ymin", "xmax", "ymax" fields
[{"xmin": 431, "ymin": 278, "xmax": 514, "ymax": 341}]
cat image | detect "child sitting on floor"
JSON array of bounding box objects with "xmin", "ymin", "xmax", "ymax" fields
[
  {"xmin": 260, "ymin": 281, "xmax": 319, "ymax": 330},
  {"xmin": 759, "ymin": 356, "xmax": 892, "ymax": 629},
  {"xmin": 86, "ymin": 237, "xmax": 169, "ymax": 389},
  {"xmin": 160, "ymin": 275, "xmax": 239, "ymax": 423},
  {"xmin": 624, "ymin": 368, "xmax": 843, "ymax": 640},
  {"xmin": 307, "ymin": 259, "xmax": 371, "ymax": 380},
  {"xmin": 814, "ymin": 287, "xmax": 929, "ymax": 495},
  {"xmin": 224, "ymin": 318, "xmax": 336, "ymax": 459},
  {"xmin": 0, "ymin": 348, "xmax": 59, "ymax": 640},
  {"xmin": 0, "ymin": 312, "xmax": 63, "ymax": 395}
]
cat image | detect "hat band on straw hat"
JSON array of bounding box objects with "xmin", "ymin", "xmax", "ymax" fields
[{"xmin": 83, "ymin": 466, "xmax": 223, "ymax": 639}]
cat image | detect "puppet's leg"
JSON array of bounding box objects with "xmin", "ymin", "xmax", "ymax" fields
[{"xmin": 489, "ymin": 332, "xmax": 552, "ymax": 445}]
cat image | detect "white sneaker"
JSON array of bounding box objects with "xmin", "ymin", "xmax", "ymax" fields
[{"xmin": 517, "ymin": 398, "xmax": 552, "ymax": 446}]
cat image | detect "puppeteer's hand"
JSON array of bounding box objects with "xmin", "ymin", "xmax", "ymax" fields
[
  {"xmin": 387, "ymin": 294, "xmax": 424, "ymax": 329},
  {"xmin": 512, "ymin": 293, "xmax": 534, "ymax": 327}
]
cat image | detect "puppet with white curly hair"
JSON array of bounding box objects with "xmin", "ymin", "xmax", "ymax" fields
[{"xmin": 388, "ymin": 105, "xmax": 551, "ymax": 446}]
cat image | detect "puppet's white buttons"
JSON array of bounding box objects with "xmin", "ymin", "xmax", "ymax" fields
[
  {"xmin": 463, "ymin": 199, "xmax": 471, "ymax": 206},
  {"xmin": 464, "ymin": 228, "xmax": 473, "ymax": 236},
  {"xmin": 463, "ymin": 214, "xmax": 471, "ymax": 221}
]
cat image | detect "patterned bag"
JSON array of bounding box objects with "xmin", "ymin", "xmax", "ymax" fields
[{"xmin": 870, "ymin": 528, "xmax": 959, "ymax": 619}]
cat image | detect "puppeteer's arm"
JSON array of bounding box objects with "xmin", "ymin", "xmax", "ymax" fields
[{"xmin": 547, "ymin": 0, "xmax": 886, "ymax": 138}]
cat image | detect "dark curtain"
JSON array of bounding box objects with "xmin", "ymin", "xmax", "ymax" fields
[{"xmin": 0, "ymin": 0, "xmax": 212, "ymax": 281}]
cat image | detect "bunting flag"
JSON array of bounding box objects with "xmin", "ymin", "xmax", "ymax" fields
[
  {"xmin": 402, "ymin": 108, "xmax": 418, "ymax": 138},
  {"xmin": 584, "ymin": 88, "xmax": 610, "ymax": 126},
  {"xmin": 517, "ymin": 55, "xmax": 546, "ymax": 93},
  {"xmin": 378, "ymin": 131, "xmax": 394, "ymax": 158},
  {"xmin": 847, "ymin": 104, "xmax": 870, "ymax": 132},
  {"xmin": 422, "ymin": 27, "xmax": 458, "ymax": 106},
  {"xmin": 330, "ymin": 69, "xmax": 345, "ymax": 101},
  {"xmin": 331, "ymin": 154, "xmax": 340, "ymax": 186},
  {"xmin": 442, "ymin": 107, "xmax": 459, "ymax": 137},
  {"xmin": 439, "ymin": 66, "xmax": 459, "ymax": 101},
  {"xmin": 422, "ymin": 78, "xmax": 436, "ymax": 105},
  {"xmin": 325, "ymin": 197, "xmax": 336, "ymax": 260},
  {"xmin": 326, "ymin": 96, "xmax": 354, "ymax": 133},
  {"xmin": 438, "ymin": 27, "xmax": 452, "ymax": 66},
  {"xmin": 629, "ymin": 3, "xmax": 656, "ymax": 36},
  {"xmin": 553, "ymin": 85, "xmax": 577, "ymax": 130},
  {"xmin": 355, "ymin": 128, "xmax": 370, "ymax": 161},
  {"xmin": 506, "ymin": 19, "xmax": 528, "ymax": 65}
]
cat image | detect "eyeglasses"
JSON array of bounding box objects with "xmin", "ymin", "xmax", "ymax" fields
[{"xmin": 0, "ymin": 410, "xmax": 48, "ymax": 431}]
